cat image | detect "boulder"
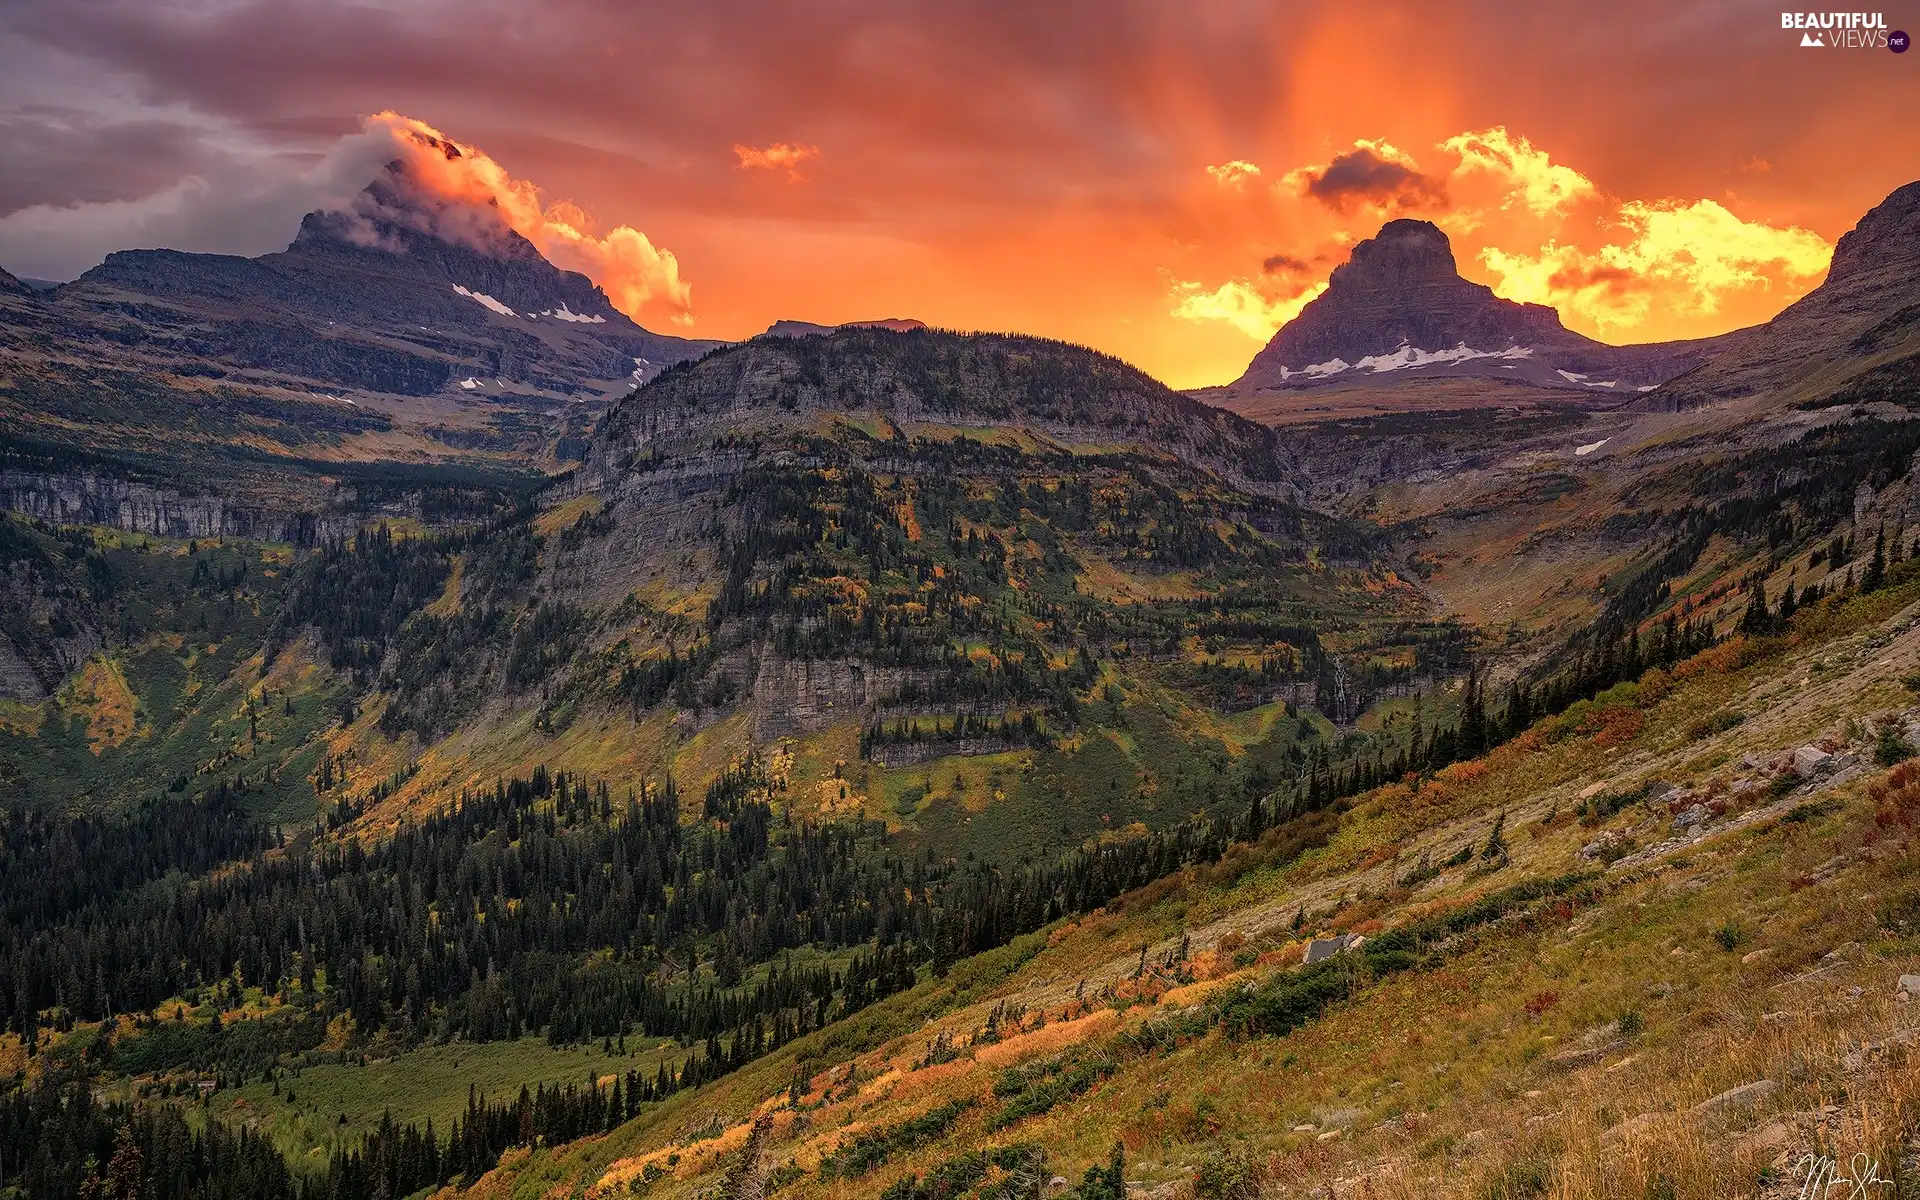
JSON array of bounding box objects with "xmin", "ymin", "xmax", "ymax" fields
[
  {"xmin": 1898, "ymin": 973, "xmax": 1920, "ymax": 998},
  {"xmin": 1793, "ymin": 745, "xmax": 1834, "ymax": 776},
  {"xmin": 1302, "ymin": 934, "xmax": 1356, "ymax": 965}
]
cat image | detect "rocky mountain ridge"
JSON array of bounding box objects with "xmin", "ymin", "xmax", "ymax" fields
[{"xmin": 589, "ymin": 326, "xmax": 1301, "ymax": 498}]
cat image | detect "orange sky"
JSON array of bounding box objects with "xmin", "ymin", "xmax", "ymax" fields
[{"xmin": 2, "ymin": 1, "xmax": 1917, "ymax": 387}]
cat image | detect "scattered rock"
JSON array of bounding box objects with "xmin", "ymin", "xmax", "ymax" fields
[
  {"xmin": 1316, "ymin": 1130, "xmax": 1343, "ymax": 1142},
  {"xmin": 1840, "ymin": 1028, "xmax": 1920, "ymax": 1072},
  {"xmin": 1292, "ymin": 1124, "xmax": 1318, "ymax": 1133},
  {"xmin": 1548, "ymin": 1042, "xmax": 1622, "ymax": 1067},
  {"xmin": 1898, "ymin": 974, "xmax": 1920, "ymax": 998},
  {"xmin": 1736, "ymin": 1119, "xmax": 1796, "ymax": 1160},
  {"xmin": 1742, "ymin": 948, "xmax": 1773, "ymax": 966},
  {"xmin": 1671, "ymin": 804, "xmax": 1710, "ymax": 832}
]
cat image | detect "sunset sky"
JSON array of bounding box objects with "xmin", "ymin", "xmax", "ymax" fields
[{"xmin": 2, "ymin": 1, "xmax": 1916, "ymax": 388}]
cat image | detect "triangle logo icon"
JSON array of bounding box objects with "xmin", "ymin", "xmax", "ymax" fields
[{"xmin": 1800, "ymin": 30, "xmax": 1824, "ymax": 45}]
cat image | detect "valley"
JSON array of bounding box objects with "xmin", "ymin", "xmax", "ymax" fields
[{"xmin": 1, "ymin": 154, "xmax": 1917, "ymax": 1200}]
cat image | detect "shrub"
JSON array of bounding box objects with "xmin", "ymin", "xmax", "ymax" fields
[
  {"xmin": 1683, "ymin": 710, "xmax": 1746, "ymax": 742},
  {"xmin": 1479, "ymin": 1156, "xmax": 1552, "ymax": 1200},
  {"xmin": 990, "ymin": 1054, "xmax": 1116, "ymax": 1129},
  {"xmin": 1875, "ymin": 723, "xmax": 1916, "ymax": 767},
  {"xmin": 824, "ymin": 1099, "xmax": 972, "ymax": 1177},
  {"xmin": 1193, "ymin": 1152, "xmax": 1262, "ymax": 1200}
]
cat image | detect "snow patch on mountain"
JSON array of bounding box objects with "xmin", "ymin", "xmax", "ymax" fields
[
  {"xmin": 453, "ymin": 285, "xmax": 516, "ymax": 318},
  {"xmin": 544, "ymin": 303, "xmax": 606, "ymax": 324},
  {"xmin": 1278, "ymin": 343, "xmax": 1534, "ymax": 380},
  {"xmin": 1356, "ymin": 343, "xmax": 1534, "ymax": 374},
  {"xmin": 1276, "ymin": 357, "xmax": 1354, "ymax": 381}
]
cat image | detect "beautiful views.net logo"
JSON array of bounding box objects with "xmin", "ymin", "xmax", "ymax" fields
[{"xmin": 1780, "ymin": 11, "xmax": 1906, "ymax": 49}]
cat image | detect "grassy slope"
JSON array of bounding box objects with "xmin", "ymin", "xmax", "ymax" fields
[
  {"xmin": 459, "ymin": 574, "xmax": 1920, "ymax": 1200},
  {"xmin": 0, "ymin": 528, "xmax": 344, "ymax": 820}
]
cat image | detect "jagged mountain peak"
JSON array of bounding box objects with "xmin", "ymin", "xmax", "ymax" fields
[
  {"xmin": 282, "ymin": 165, "xmax": 618, "ymax": 324},
  {"xmin": 1223, "ymin": 220, "xmax": 1721, "ymax": 402}
]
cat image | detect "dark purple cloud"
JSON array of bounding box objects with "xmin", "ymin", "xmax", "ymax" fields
[{"xmin": 1296, "ymin": 146, "xmax": 1447, "ymax": 214}]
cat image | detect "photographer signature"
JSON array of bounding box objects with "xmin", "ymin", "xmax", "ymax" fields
[{"xmin": 1794, "ymin": 1152, "xmax": 1893, "ymax": 1199}]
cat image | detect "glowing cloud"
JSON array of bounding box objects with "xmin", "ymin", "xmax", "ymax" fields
[
  {"xmin": 1479, "ymin": 198, "xmax": 1831, "ymax": 331},
  {"xmin": 354, "ymin": 112, "xmax": 692, "ymax": 323},
  {"xmin": 734, "ymin": 142, "xmax": 821, "ymax": 181},
  {"xmin": 1171, "ymin": 277, "xmax": 1328, "ymax": 341},
  {"xmin": 1441, "ymin": 126, "xmax": 1596, "ymax": 216},
  {"xmin": 1206, "ymin": 160, "xmax": 1262, "ymax": 187}
]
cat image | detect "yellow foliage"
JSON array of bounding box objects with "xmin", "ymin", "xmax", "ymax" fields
[
  {"xmin": 973, "ymin": 1010, "xmax": 1121, "ymax": 1069},
  {"xmin": 1672, "ymin": 635, "xmax": 1752, "ymax": 678}
]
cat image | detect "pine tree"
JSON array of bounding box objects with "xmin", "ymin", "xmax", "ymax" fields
[
  {"xmin": 1865, "ymin": 528, "xmax": 1887, "ymax": 590},
  {"xmin": 1481, "ymin": 811, "xmax": 1508, "ymax": 862},
  {"xmin": 1738, "ymin": 579, "xmax": 1771, "ymax": 634}
]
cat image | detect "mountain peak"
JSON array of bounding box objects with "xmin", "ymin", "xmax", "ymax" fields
[
  {"xmin": 277, "ymin": 165, "xmax": 623, "ymax": 327},
  {"xmin": 1230, "ymin": 220, "xmax": 1577, "ymax": 392},
  {"xmin": 1330, "ymin": 218, "xmax": 1459, "ymax": 289},
  {"xmin": 290, "ymin": 163, "xmax": 545, "ymax": 266}
]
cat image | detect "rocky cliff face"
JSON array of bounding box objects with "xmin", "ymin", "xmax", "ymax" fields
[
  {"xmin": 0, "ymin": 470, "xmax": 358, "ymax": 544},
  {"xmin": 1228, "ymin": 220, "xmax": 1720, "ymax": 397},
  {"xmin": 1633, "ymin": 179, "xmax": 1920, "ymax": 412},
  {"xmin": 749, "ymin": 655, "xmax": 920, "ymax": 741}
]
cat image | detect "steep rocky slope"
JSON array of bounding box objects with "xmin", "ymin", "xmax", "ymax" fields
[{"xmin": 1633, "ymin": 180, "xmax": 1920, "ymax": 412}]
